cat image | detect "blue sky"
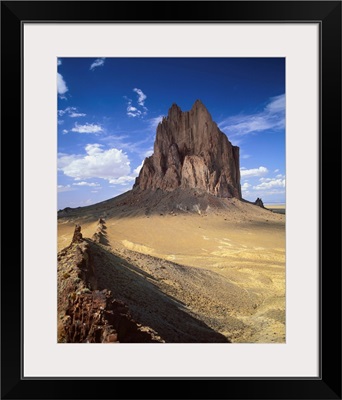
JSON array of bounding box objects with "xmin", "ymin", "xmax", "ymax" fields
[{"xmin": 58, "ymin": 58, "xmax": 285, "ymax": 209}]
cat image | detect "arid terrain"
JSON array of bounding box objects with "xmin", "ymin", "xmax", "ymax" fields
[
  {"xmin": 58, "ymin": 190, "xmax": 285, "ymax": 343},
  {"xmin": 57, "ymin": 101, "xmax": 285, "ymax": 344}
]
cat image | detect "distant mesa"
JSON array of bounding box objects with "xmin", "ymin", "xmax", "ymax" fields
[{"xmin": 134, "ymin": 100, "xmax": 242, "ymax": 199}]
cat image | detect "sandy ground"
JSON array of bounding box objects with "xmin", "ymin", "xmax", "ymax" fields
[
  {"xmin": 264, "ymin": 204, "xmax": 285, "ymax": 209},
  {"xmin": 58, "ymin": 203, "xmax": 285, "ymax": 343}
]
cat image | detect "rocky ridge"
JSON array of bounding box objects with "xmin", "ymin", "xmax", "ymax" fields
[{"xmin": 57, "ymin": 222, "xmax": 162, "ymax": 343}]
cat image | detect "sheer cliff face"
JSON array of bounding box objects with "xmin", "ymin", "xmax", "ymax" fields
[{"xmin": 134, "ymin": 100, "xmax": 242, "ymax": 199}]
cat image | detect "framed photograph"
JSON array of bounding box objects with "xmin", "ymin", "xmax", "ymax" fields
[{"xmin": 1, "ymin": 1, "xmax": 341, "ymax": 399}]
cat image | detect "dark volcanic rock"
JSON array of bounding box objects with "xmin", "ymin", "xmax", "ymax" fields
[
  {"xmin": 92, "ymin": 218, "xmax": 108, "ymax": 245},
  {"xmin": 63, "ymin": 289, "xmax": 158, "ymax": 343},
  {"xmin": 134, "ymin": 100, "xmax": 241, "ymax": 199},
  {"xmin": 58, "ymin": 229, "xmax": 162, "ymax": 343},
  {"xmin": 71, "ymin": 224, "xmax": 83, "ymax": 243},
  {"xmin": 254, "ymin": 198, "xmax": 265, "ymax": 208}
]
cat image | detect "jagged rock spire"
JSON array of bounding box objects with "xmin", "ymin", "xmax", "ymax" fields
[{"xmin": 134, "ymin": 101, "xmax": 241, "ymax": 199}]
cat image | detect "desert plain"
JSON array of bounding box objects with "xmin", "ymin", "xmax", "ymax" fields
[{"xmin": 58, "ymin": 194, "xmax": 285, "ymax": 343}]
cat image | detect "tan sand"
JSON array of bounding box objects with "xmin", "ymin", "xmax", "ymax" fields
[{"xmin": 58, "ymin": 204, "xmax": 285, "ymax": 343}]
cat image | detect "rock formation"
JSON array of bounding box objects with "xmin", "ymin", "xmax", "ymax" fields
[
  {"xmin": 134, "ymin": 100, "xmax": 241, "ymax": 199},
  {"xmin": 71, "ymin": 224, "xmax": 82, "ymax": 243},
  {"xmin": 254, "ymin": 198, "xmax": 265, "ymax": 208},
  {"xmin": 62, "ymin": 288, "xmax": 159, "ymax": 343},
  {"xmin": 58, "ymin": 224, "xmax": 162, "ymax": 343},
  {"xmin": 92, "ymin": 218, "xmax": 108, "ymax": 245}
]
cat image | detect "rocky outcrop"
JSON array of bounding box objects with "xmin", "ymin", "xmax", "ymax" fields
[
  {"xmin": 62, "ymin": 288, "xmax": 159, "ymax": 343},
  {"xmin": 71, "ymin": 224, "xmax": 82, "ymax": 243},
  {"xmin": 58, "ymin": 225, "xmax": 162, "ymax": 343},
  {"xmin": 254, "ymin": 198, "xmax": 265, "ymax": 208},
  {"xmin": 134, "ymin": 100, "xmax": 241, "ymax": 199},
  {"xmin": 92, "ymin": 218, "xmax": 108, "ymax": 245}
]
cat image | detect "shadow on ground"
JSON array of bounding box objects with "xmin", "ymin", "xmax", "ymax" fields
[{"xmin": 85, "ymin": 239, "xmax": 230, "ymax": 343}]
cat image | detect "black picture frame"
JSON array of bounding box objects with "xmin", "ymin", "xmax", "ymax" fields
[{"xmin": 1, "ymin": 1, "xmax": 341, "ymax": 399}]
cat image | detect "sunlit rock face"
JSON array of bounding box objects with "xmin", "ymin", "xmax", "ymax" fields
[{"xmin": 134, "ymin": 100, "xmax": 241, "ymax": 199}]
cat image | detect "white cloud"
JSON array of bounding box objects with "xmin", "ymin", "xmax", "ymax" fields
[
  {"xmin": 91, "ymin": 190, "xmax": 98, "ymax": 193},
  {"xmin": 133, "ymin": 88, "xmax": 147, "ymax": 106},
  {"xmin": 219, "ymin": 94, "xmax": 285, "ymax": 136},
  {"xmin": 70, "ymin": 112, "xmax": 86, "ymax": 118},
  {"xmin": 241, "ymin": 154, "xmax": 251, "ymax": 159},
  {"xmin": 144, "ymin": 148, "xmax": 154, "ymax": 157},
  {"xmin": 274, "ymin": 169, "xmax": 279, "ymax": 173},
  {"xmin": 84, "ymin": 143, "xmax": 103, "ymax": 155},
  {"xmin": 62, "ymin": 129, "xmax": 68, "ymax": 134},
  {"xmin": 90, "ymin": 58, "xmax": 105, "ymax": 71},
  {"xmin": 109, "ymin": 176, "xmax": 135, "ymax": 185},
  {"xmin": 265, "ymin": 94, "xmax": 285, "ymax": 113},
  {"xmin": 57, "ymin": 59, "xmax": 62, "ymax": 66},
  {"xmin": 58, "ymin": 144, "xmax": 131, "ymax": 182},
  {"xmin": 242, "ymin": 182, "xmax": 251, "ymax": 189},
  {"xmin": 125, "ymin": 89, "xmax": 148, "ymax": 118},
  {"xmin": 133, "ymin": 160, "xmax": 145, "ymax": 175},
  {"xmin": 240, "ymin": 166, "xmax": 268, "ymax": 178},
  {"xmin": 260, "ymin": 174, "xmax": 284, "ymax": 182},
  {"xmin": 57, "ymin": 73, "xmax": 68, "ymax": 97},
  {"xmin": 72, "ymin": 181, "xmax": 100, "ymax": 187},
  {"xmin": 253, "ymin": 178, "xmax": 285, "ymax": 190},
  {"xmin": 127, "ymin": 104, "xmax": 142, "ymax": 118},
  {"xmin": 71, "ymin": 122, "xmax": 103, "ymax": 134},
  {"xmin": 58, "ymin": 107, "xmax": 86, "ymax": 118},
  {"xmin": 58, "ymin": 108, "xmax": 70, "ymax": 117},
  {"xmin": 149, "ymin": 115, "xmax": 164, "ymax": 130},
  {"xmin": 57, "ymin": 184, "xmax": 73, "ymax": 193},
  {"xmin": 99, "ymin": 134, "xmax": 154, "ymax": 159},
  {"xmin": 58, "ymin": 153, "xmax": 80, "ymax": 169}
]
